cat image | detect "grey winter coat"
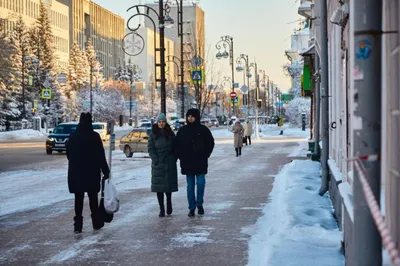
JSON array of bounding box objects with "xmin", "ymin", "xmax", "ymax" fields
[
  {"xmin": 148, "ymin": 131, "xmax": 178, "ymax": 193},
  {"xmin": 233, "ymin": 122, "xmax": 244, "ymax": 148}
]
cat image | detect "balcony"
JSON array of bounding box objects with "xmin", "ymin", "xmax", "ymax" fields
[{"xmin": 298, "ymin": 0, "xmax": 312, "ymax": 18}]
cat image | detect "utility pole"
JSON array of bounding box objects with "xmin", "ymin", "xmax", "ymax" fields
[
  {"xmin": 254, "ymin": 61, "xmax": 259, "ymax": 139},
  {"xmin": 318, "ymin": 0, "xmax": 330, "ymax": 196},
  {"xmin": 314, "ymin": 56, "xmax": 321, "ymax": 158},
  {"xmin": 353, "ymin": 0, "xmax": 382, "ymax": 265},
  {"xmin": 178, "ymin": 0, "xmax": 185, "ymax": 118}
]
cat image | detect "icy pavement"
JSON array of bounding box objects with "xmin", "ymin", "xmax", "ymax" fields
[
  {"xmin": 247, "ymin": 159, "xmax": 344, "ymax": 266},
  {"xmin": 0, "ymin": 136, "xmax": 344, "ymax": 265}
]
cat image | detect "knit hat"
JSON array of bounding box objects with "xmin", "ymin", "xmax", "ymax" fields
[
  {"xmin": 235, "ymin": 119, "xmax": 240, "ymax": 124},
  {"xmin": 186, "ymin": 108, "xmax": 200, "ymax": 125},
  {"xmin": 157, "ymin": 113, "xmax": 166, "ymax": 122}
]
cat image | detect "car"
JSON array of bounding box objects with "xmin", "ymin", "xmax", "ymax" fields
[
  {"xmin": 138, "ymin": 119, "xmax": 151, "ymax": 127},
  {"xmin": 173, "ymin": 118, "xmax": 186, "ymax": 131},
  {"xmin": 210, "ymin": 118, "xmax": 219, "ymax": 127},
  {"xmin": 46, "ymin": 122, "xmax": 78, "ymax": 154},
  {"xmin": 119, "ymin": 128, "xmax": 151, "ymax": 157},
  {"xmin": 269, "ymin": 115, "xmax": 280, "ymax": 124},
  {"xmin": 138, "ymin": 122, "xmax": 152, "ymax": 129},
  {"xmin": 92, "ymin": 122, "xmax": 109, "ymax": 141}
]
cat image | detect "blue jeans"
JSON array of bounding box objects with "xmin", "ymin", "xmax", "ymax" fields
[{"xmin": 186, "ymin": 174, "xmax": 206, "ymax": 210}]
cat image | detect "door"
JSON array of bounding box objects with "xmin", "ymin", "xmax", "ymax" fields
[{"xmin": 137, "ymin": 131, "xmax": 149, "ymax": 153}]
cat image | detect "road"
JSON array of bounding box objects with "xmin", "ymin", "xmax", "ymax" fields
[
  {"xmin": 0, "ymin": 129, "xmax": 131, "ymax": 172},
  {"xmin": 0, "ymin": 137, "xmax": 298, "ymax": 265}
]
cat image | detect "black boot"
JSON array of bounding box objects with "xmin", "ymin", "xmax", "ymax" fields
[
  {"xmin": 74, "ymin": 216, "xmax": 83, "ymax": 234},
  {"xmin": 239, "ymin": 147, "xmax": 242, "ymax": 156},
  {"xmin": 235, "ymin": 148, "xmax": 239, "ymax": 157},
  {"xmin": 279, "ymin": 130, "xmax": 283, "ymax": 135},
  {"xmin": 197, "ymin": 206, "xmax": 204, "ymax": 215},
  {"xmin": 91, "ymin": 214, "xmax": 104, "ymax": 230},
  {"xmin": 188, "ymin": 209, "xmax": 195, "ymax": 217},
  {"xmin": 167, "ymin": 200, "xmax": 173, "ymax": 215},
  {"xmin": 157, "ymin": 192, "xmax": 165, "ymax": 217}
]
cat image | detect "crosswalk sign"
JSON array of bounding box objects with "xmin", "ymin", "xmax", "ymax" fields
[
  {"xmin": 191, "ymin": 69, "xmax": 202, "ymax": 81},
  {"xmin": 41, "ymin": 89, "xmax": 52, "ymax": 99}
]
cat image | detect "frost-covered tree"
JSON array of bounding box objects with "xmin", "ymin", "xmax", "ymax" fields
[
  {"xmin": 66, "ymin": 42, "xmax": 89, "ymax": 98},
  {"xmin": 86, "ymin": 39, "xmax": 104, "ymax": 89},
  {"xmin": 283, "ymin": 60, "xmax": 303, "ymax": 98},
  {"xmin": 285, "ymin": 97, "xmax": 311, "ymax": 126},
  {"xmin": 0, "ymin": 18, "xmax": 21, "ymax": 123}
]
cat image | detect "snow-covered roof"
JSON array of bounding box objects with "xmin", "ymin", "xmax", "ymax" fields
[{"xmin": 300, "ymin": 44, "xmax": 315, "ymax": 56}]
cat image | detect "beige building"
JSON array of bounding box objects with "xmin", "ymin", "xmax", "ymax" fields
[
  {"xmin": 0, "ymin": 0, "xmax": 70, "ymax": 69},
  {"xmin": 58, "ymin": 0, "xmax": 125, "ymax": 79},
  {"xmin": 144, "ymin": 2, "xmax": 205, "ymax": 84}
]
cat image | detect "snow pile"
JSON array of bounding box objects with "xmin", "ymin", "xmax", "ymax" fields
[
  {"xmin": 259, "ymin": 124, "xmax": 310, "ymax": 139},
  {"xmin": 247, "ymin": 160, "xmax": 344, "ymax": 266},
  {"xmin": 0, "ymin": 129, "xmax": 47, "ymax": 142}
]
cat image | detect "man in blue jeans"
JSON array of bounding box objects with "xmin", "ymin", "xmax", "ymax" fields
[{"xmin": 175, "ymin": 108, "xmax": 215, "ymax": 217}]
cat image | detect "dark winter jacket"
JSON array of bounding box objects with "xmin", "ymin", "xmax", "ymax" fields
[
  {"xmin": 148, "ymin": 125, "xmax": 178, "ymax": 193},
  {"xmin": 175, "ymin": 109, "xmax": 215, "ymax": 176},
  {"xmin": 66, "ymin": 122, "xmax": 109, "ymax": 193}
]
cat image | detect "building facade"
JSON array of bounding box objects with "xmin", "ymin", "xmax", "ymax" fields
[
  {"xmin": 144, "ymin": 2, "xmax": 205, "ymax": 85},
  {"xmin": 299, "ymin": 0, "xmax": 400, "ymax": 265},
  {"xmin": 0, "ymin": 0, "xmax": 69, "ymax": 69},
  {"xmin": 58, "ymin": 0, "xmax": 125, "ymax": 79}
]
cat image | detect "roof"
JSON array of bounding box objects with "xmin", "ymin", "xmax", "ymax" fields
[{"xmin": 300, "ymin": 44, "xmax": 316, "ymax": 56}]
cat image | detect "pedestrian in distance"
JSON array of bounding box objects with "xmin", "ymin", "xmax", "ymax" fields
[
  {"xmin": 278, "ymin": 115, "xmax": 284, "ymax": 135},
  {"xmin": 66, "ymin": 112, "xmax": 110, "ymax": 234},
  {"xmin": 175, "ymin": 108, "xmax": 215, "ymax": 217},
  {"xmin": 244, "ymin": 119, "xmax": 253, "ymax": 146},
  {"xmin": 148, "ymin": 113, "xmax": 178, "ymax": 217},
  {"xmin": 233, "ymin": 119, "xmax": 244, "ymax": 157}
]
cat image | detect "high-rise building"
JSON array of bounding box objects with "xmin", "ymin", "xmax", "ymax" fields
[
  {"xmin": 0, "ymin": 0, "xmax": 70, "ymax": 69},
  {"xmin": 58, "ymin": 0, "xmax": 125, "ymax": 79},
  {"xmin": 143, "ymin": 2, "xmax": 205, "ymax": 84}
]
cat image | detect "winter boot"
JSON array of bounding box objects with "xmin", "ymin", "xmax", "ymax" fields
[
  {"xmin": 167, "ymin": 200, "xmax": 173, "ymax": 216},
  {"xmin": 197, "ymin": 206, "xmax": 205, "ymax": 215},
  {"xmin": 235, "ymin": 148, "xmax": 239, "ymax": 157},
  {"xmin": 239, "ymin": 148, "xmax": 242, "ymax": 156},
  {"xmin": 159, "ymin": 203, "xmax": 166, "ymax": 217},
  {"xmin": 74, "ymin": 216, "xmax": 83, "ymax": 234},
  {"xmin": 91, "ymin": 214, "xmax": 104, "ymax": 230},
  {"xmin": 188, "ymin": 209, "xmax": 195, "ymax": 217},
  {"xmin": 279, "ymin": 130, "xmax": 283, "ymax": 135}
]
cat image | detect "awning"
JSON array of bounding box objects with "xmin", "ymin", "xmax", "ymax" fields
[{"xmin": 300, "ymin": 44, "xmax": 315, "ymax": 56}]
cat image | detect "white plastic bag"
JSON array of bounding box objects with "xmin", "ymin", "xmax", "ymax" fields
[{"xmin": 104, "ymin": 179, "xmax": 120, "ymax": 214}]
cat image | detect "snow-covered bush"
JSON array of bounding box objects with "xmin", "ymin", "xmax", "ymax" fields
[{"xmin": 285, "ymin": 97, "xmax": 311, "ymax": 126}]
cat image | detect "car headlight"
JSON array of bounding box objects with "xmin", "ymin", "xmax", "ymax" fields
[{"xmin": 47, "ymin": 137, "xmax": 55, "ymax": 142}]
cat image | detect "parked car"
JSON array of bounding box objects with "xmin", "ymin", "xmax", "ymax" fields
[
  {"xmin": 119, "ymin": 128, "xmax": 151, "ymax": 157},
  {"xmin": 269, "ymin": 115, "xmax": 280, "ymax": 124},
  {"xmin": 173, "ymin": 118, "xmax": 186, "ymax": 131},
  {"xmin": 93, "ymin": 122, "xmax": 109, "ymax": 141},
  {"xmin": 46, "ymin": 122, "xmax": 78, "ymax": 154},
  {"xmin": 139, "ymin": 122, "xmax": 152, "ymax": 129},
  {"xmin": 210, "ymin": 118, "xmax": 219, "ymax": 127}
]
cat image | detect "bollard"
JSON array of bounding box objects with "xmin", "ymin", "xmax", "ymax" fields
[{"xmin": 301, "ymin": 113, "xmax": 306, "ymax": 131}]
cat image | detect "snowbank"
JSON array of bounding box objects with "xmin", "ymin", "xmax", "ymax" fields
[
  {"xmin": 247, "ymin": 160, "xmax": 344, "ymax": 266},
  {"xmin": 0, "ymin": 129, "xmax": 47, "ymax": 142}
]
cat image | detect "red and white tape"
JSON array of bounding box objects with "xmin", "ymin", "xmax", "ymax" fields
[
  {"xmin": 359, "ymin": 154, "xmax": 380, "ymax": 162},
  {"xmin": 354, "ymin": 159, "xmax": 400, "ymax": 265}
]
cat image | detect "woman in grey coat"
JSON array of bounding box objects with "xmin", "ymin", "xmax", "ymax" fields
[
  {"xmin": 148, "ymin": 113, "xmax": 178, "ymax": 217},
  {"xmin": 232, "ymin": 119, "xmax": 244, "ymax": 157}
]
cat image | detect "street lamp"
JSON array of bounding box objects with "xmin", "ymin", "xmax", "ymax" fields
[
  {"xmin": 236, "ymin": 54, "xmax": 251, "ymax": 115},
  {"xmin": 125, "ymin": 2, "xmax": 170, "ymax": 114},
  {"xmin": 215, "ymin": 35, "xmax": 235, "ymax": 115}
]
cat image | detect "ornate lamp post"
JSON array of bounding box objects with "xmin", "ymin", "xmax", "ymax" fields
[
  {"xmin": 215, "ymin": 36, "xmax": 235, "ymax": 115},
  {"xmin": 236, "ymin": 54, "xmax": 253, "ymax": 115}
]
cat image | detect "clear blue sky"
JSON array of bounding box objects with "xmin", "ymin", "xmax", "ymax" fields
[{"xmin": 94, "ymin": 0, "xmax": 300, "ymax": 91}]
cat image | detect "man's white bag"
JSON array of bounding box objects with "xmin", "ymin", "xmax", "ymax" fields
[{"xmin": 104, "ymin": 179, "xmax": 120, "ymax": 214}]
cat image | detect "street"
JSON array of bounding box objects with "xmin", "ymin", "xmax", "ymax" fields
[
  {"xmin": 0, "ymin": 131, "xmax": 297, "ymax": 265},
  {"xmin": 0, "ymin": 129, "xmax": 131, "ymax": 172}
]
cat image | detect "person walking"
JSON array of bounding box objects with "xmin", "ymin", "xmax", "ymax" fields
[
  {"xmin": 67, "ymin": 113, "xmax": 110, "ymax": 234},
  {"xmin": 175, "ymin": 108, "xmax": 215, "ymax": 217},
  {"xmin": 278, "ymin": 115, "xmax": 284, "ymax": 135},
  {"xmin": 148, "ymin": 113, "xmax": 178, "ymax": 217},
  {"xmin": 243, "ymin": 119, "xmax": 253, "ymax": 145},
  {"xmin": 233, "ymin": 119, "xmax": 244, "ymax": 157}
]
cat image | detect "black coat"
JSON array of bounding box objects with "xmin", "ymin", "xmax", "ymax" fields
[
  {"xmin": 66, "ymin": 127, "xmax": 110, "ymax": 193},
  {"xmin": 175, "ymin": 110, "xmax": 215, "ymax": 176}
]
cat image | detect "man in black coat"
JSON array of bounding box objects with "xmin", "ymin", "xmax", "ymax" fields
[
  {"xmin": 175, "ymin": 108, "xmax": 215, "ymax": 217},
  {"xmin": 66, "ymin": 113, "xmax": 110, "ymax": 233}
]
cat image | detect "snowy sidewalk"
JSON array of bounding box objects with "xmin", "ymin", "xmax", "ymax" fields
[{"xmin": 247, "ymin": 159, "xmax": 344, "ymax": 266}]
